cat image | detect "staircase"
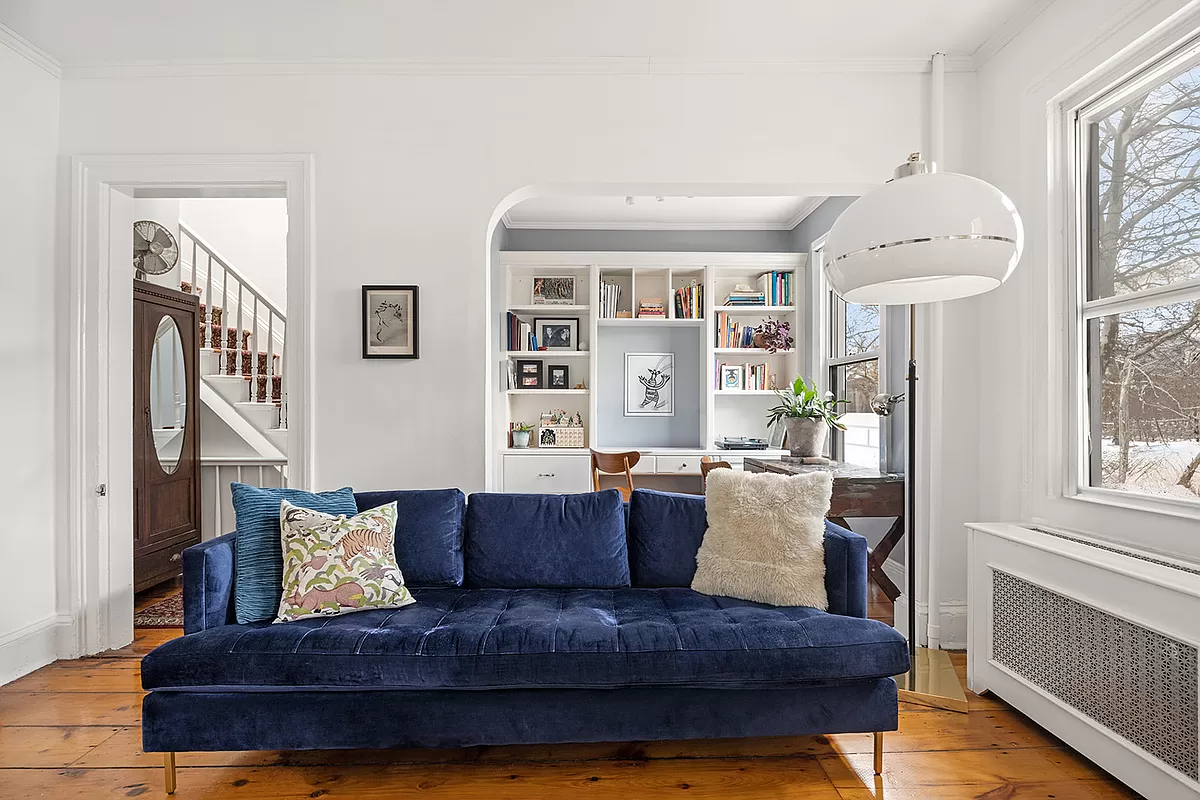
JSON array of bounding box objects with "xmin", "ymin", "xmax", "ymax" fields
[{"xmin": 179, "ymin": 222, "xmax": 288, "ymax": 459}]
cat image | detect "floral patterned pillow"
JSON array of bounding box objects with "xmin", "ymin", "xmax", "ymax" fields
[{"xmin": 275, "ymin": 500, "xmax": 416, "ymax": 623}]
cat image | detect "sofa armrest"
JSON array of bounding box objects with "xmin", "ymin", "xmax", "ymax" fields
[
  {"xmin": 823, "ymin": 520, "xmax": 868, "ymax": 618},
  {"xmin": 182, "ymin": 532, "xmax": 238, "ymax": 634}
]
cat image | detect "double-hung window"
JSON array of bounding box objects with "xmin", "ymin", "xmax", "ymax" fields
[{"xmin": 1072, "ymin": 45, "xmax": 1200, "ymax": 506}]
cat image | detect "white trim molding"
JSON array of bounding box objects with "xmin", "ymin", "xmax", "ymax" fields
[
  {"xmin": 0, "ymin": 22, "xmax": 62, "ymax": 78},
  {"xmin": 0, "ymin": 615, "xmax": 61, "ymax": 686},
  {"xmin": 65, "ymin": 153, "xmax": 316, "ymax": 657}
]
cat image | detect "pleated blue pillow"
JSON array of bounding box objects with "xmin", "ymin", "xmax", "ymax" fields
[{"xmin": 231, "ymin": 483, "xmax": 357, "ymax": 624}]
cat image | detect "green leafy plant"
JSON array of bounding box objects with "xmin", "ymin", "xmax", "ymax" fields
[
  {"xmin": 513, "ymin": 421, "xmax": 534, "ymax": 432},
  {"xmin": 766, "ymin": 376, "xmax": 848, "ymax": 430}
]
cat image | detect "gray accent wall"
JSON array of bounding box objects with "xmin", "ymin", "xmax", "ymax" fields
[
  {"xmin": 788, "ymin": 196, "xmax": 857, "ymax": 253},
  {"xmin": 504, "ymin": 228, "xmax": 793, "ymax": 253},
  {"xmin": 596, "ymin": 326, "xmax": 703, "ymax": 448}
]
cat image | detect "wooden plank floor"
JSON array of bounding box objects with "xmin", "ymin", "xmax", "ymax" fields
[{"xmin": 0, "ymin": 596, "xmax": 1141, "ymax": 799}]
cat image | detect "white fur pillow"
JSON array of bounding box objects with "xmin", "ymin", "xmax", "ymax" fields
[{"xmin": 692, "ymin": 468, "xmax": 833, "ymax": 608}]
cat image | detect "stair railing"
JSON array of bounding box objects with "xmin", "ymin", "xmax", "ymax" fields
[{"xmin": 179, "ymin": 222, "xmax": 287, "ymax": 428}]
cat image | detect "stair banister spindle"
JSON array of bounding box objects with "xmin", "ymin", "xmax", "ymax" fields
[
  {"xmin": 237, "ymin": 281, "xmax": 244, "ymax": 385},
  {"xmin": 267, "ymin": 312, "xmax": 275, "ymax": 407},
  {"xmin": 251, "ymin": 296, "xmax": 260, "ymax": 403},
  {"xmin": 200, "ymin": 239, "xmax": 209, "ymax": 345},
  {"xmin": 221, "ymin": 255, "xmax": 229, "ymax": 372}
]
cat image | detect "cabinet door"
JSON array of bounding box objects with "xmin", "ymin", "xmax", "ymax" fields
[{"xmin": 503, "ymin": 455, "xmax": 591, "ymax": 493}]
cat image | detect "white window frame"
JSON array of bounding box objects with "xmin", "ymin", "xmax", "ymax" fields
[
  {"xmin": 811, "ymin": 234, "xmax": 887, "ymax": 463},
  {"xmin": 1060, "ymin": 30, "xmax": 1200, "ymax": 517}
]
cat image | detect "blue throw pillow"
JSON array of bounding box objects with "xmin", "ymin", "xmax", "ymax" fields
[
  {"xmin": 231, "ymin": 483, "xmax": 357, "ymax": 624},
  {"xmin": 352, "ymin": 489, "xmax": 465, "ymax": 587},
  {"xmin": 464, "ymin": 490, "xmax": 630, "ymax": 588},
  {"xmin": 627, "ymin": 489, "xmax": 708, "ymax": 587}
]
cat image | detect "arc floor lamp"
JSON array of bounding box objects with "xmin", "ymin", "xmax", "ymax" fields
[{"xmin": 825, "ymin": 57, "xmax": 1024, "ymax": 712}]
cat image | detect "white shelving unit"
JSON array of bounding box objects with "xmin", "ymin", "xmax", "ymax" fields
[{"xmin": 495, "ymin": 251, "xmax": 805, "ymax": 492}]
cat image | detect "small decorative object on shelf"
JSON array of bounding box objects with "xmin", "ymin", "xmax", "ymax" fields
[
  {"xmin": 766, "ymin": 376, "xmax": 848, "ymax": 457},
  {"xmin": 515, "ymin": 359, "xmax": 542, "ymax": 389},
  {"xmin": 538, "ymin": 409, "xmax": 585, "ymax": 448},
  {"xmin": 511, "ymin": 422, "xmax": 533, "ymax": 449},
  {"xmin": 362, "ymin": 285, "xmax": 419, "ymax": 359},
  {"xmin": 531, "ymin": 275, "xmax": 576, "ymax": 305},
  {"xmin": 755, "ymin": 318, "xmax": 794, "ymax": 354},
  {"xmin": 534, "ymin": 318, "xmax": 578, "ymax": 351},
  {"xmin": 547, "ymin": 365, "xmax": 570, "ymax": 389},
  {"xmin": 573, "ymin": 381, "xmax": 587, "ymax": 390}
]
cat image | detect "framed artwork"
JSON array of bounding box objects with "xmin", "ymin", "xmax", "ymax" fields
[
  {"xmin": 767, "ymin": 419, "xmax": 787, "ymax": 449},
  {"xmin": 516, "ymin": 359, "xmax": 543, "ymax": 389},
  {"xmin": 362, "ymin": 285, "xmax": 419, "ymax": 359},
  {"xmin": 720, "ymin": 364, "xmax": 744, "ymax": 391},
  {"xmin": 624, "ymin": 353, "xmax": 674, "ymax": 416},
  {"xmin": 531, "ymin": 275, "xmax": 576, "ymax": 305},
  {"xmin": 547, "ymin": 364, "xmax": 570, "ymax": 389},
  {"xmin": 534, "ymin": 318, "xmax": 577, "ymax": 351}
]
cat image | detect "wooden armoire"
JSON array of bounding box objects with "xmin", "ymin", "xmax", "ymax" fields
[{"xmin": 133, "ymin": 280, "xmax": 202, "ymax": 591}]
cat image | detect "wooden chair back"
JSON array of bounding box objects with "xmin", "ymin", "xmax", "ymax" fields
[
  {"xmin": 700, "ymin": 457, "xmax": 733, "ymax": 483},
  {"xmin": 590, "ymin": 449, "xmax": 641, "ymax": 501}
]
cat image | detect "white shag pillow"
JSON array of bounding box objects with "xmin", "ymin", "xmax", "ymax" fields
[{"xmin": 692, "ymin": 467, "xmax": 833, "ymax": 608}]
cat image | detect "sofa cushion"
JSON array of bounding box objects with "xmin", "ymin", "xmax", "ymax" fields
[
  {"xmin": 464, "ymin": 490, "xmax": 629, "ymax": 588},
  {"xmin": 141, "ymin": 587, "xmax": 908, "ymax": 691},
  {"xmin": 627, "ymin": 489, "xmax": 707, "ymax": 587},
  {"xmin": 353, "ymin": 489, "xmax": 465, "ymax": 587},
  {"xmin": 231, "ymin": 483, "xmax": 358, "ymax": 624}
]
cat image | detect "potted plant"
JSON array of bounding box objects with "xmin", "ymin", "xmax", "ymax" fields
[
  {"xmin": 753, "ymin": 318, "xmax": 794, "ymax": 354},
  {"xmin": 766, "ymin": 376, "xmax": 848, "ymax": 457},
  {"xmin": 512, "ymin": 422, "xmax": 533, "ymax": 449}
]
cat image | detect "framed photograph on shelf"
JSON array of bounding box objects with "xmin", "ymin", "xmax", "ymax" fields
[
  {"xmin": 531, "ymin": 275, "xmax": 576, "ymax": 305},
  {"xmin": 624, "ymin": 352, "xmax": 674, "ymax": 416},
  {"xmin": 515, "ymin": 359, "xmax": 543, "ymax": 389},
  {"xmin": 767, "ymin": 419, "xmax": 787, "ymax": 449},
  {"xmin": 534, "ymin": 318, "xmax": 577, "ymax": 351},
  {"xmin": 547, "ymin": 365, "xmax": 570, "ymax": 390},
  {"xmin": 362, "ymin": 285, "xmax": 419, "ymax": 359},
  {"xmin": 720, "ymin": 364, "xmax": 744, "ymax": 391}
]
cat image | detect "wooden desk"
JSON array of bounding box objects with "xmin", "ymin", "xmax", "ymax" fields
[{"xmin": 743, "ymin": 458, "xmax": 905, "ymax": 601}]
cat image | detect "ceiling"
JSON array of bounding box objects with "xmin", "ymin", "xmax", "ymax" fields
[
  {"xmin": 503, "ymin": 196, "xmax": 825, "ymax": 231},
  {"xmin": 0, "ymin": 0, "xmax": 1044, "ymax": 67}
]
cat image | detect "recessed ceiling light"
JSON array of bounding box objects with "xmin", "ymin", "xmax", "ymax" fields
[{"xmin": 625, "ymin": 196, "xmax": 634, "ymax": 205}]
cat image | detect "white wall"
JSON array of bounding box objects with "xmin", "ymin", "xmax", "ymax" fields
[
  {"xmin": 58, "ymin": 70, "xmax": 977, "ymax": 501},
  {"xmin": 179, "ymin": 198, "xmax": 288, "ymax": 312},
  {"xmin": 974, "ymin": 0, "xmax": 1199, "ymax": 561},
  {"xmin": 0, "ymin": 40, "xmax": 60, "ymax": 682}
]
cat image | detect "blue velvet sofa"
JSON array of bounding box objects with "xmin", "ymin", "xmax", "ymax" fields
[{"xmin": 142, "ymin": 488, "xmax": 908, "ymax": 792}]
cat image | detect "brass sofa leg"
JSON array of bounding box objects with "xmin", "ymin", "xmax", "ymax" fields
[
  {"xmin": 164, "ymin": 752, "xmax": 177, "ymax": 794},
  {"xmin": 873, "ymin": 732, "xmax": 884, "ymax": 775}
]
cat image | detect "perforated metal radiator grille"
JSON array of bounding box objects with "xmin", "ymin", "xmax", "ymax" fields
[{"xmin": 992, "ymin": 570, "xmax": 1199, "ymax": 781}]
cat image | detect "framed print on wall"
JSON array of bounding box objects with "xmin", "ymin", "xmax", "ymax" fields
[
  {"xmin": 624, "ymin": 352, "xmax": 674, "ymax": 416},
  {"xmin": 534, "ymin": 318, "xmax": 577, "ymax": 351},
  {"xmin": 362, "ymin": 285, "xmax": 419, "ymax": 359}
]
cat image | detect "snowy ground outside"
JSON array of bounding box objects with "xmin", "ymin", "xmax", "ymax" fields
[{"xmin": 1100, "ymin": 440, "xmax": 1200, "ymax": 499}]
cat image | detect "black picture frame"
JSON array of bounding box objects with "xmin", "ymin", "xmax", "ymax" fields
[
  {"xmin": 516, "ymin": 359, "xmax": 543, "ymax": 389},
  {"xmin": 534, "ymin": 318, "xmax": 578, "ymax": 351},
  {"xmin": 547, "ymin": 364, "xmax": 570, "ymax": 389},
  {"xmin": 362, "ymin": 285, "xmax": 420, "ymax": 359}
]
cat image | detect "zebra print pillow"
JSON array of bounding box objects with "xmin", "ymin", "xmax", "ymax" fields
[{"xmin": 275, "ymin": 500, "xmax": 416, "ymax": 623}]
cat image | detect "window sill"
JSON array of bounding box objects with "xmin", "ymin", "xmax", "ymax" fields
[{"xmin": 1066, "ymin": 486, "xmax": 1200, "ymax": 521}]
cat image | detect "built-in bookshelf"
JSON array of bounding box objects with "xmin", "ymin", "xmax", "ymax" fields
[{"xmin": 494, "ymin": 252, "xmax": 806, "ymax": 475}]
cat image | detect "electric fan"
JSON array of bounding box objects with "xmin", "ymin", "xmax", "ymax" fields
[{"xmin": 133, "ymin": 220, "xmax": 180, "ymax": 279}]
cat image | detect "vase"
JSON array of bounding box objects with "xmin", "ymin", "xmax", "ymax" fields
[
  {"xmin": 512, "ymin": 430, "xmax": 531, "ymax": 448},
  {"xmin": 784, "ymin": 418, "xmax": 827, "ymax": 457}
]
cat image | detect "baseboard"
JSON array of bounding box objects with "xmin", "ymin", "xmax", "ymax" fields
[
  {"xmin": 892, "ymin": 595, "xmax": 967, "ymax": 651},
  {"xmin": 0, "ymin": 615, "xmax": 60, "ymax": 686}
]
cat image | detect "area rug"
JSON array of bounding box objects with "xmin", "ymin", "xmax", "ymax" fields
[{"xmin": 134, "ymin": 593, "xmax": 184, "ymax": 628}]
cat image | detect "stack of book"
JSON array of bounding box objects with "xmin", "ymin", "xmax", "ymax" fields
[
  {"xmin": 637, "ymin": 298, "xmax": 666, "ymax": 318},
  {"xmin": 599, "ymin": 279, "xmax": 623, "ymax": 318},
  {"xmin": 674, "ymin": 282, "xmax": 703, "ymax": 318},
  {"xmin": 724, "ymin": 287, "xmax": 765, "ymax": 306},
  {"xmin": 757, "ymin": 271, "xmax": 792, "ymax": 306},
  {"xmin": 714, "ymin": 312, "xmax": 758, "ymax": 348},
  {"xmin": 506, "ymin": 312, "xmax": 537, "ymax": 351}
]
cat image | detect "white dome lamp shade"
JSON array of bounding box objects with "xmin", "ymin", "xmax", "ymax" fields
[{"xmin": 825, "ymin": 155, "xmax": 1023, "ymax": 305}]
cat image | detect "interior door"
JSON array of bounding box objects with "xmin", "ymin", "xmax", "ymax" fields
[{"xmin": 133, "ymin": 282, "xmax": 200, "ymax": 587}]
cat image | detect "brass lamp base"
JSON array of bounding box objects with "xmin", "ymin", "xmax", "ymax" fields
[{"xmin": 897, "ymin": 647, "xmax": 968, "ymax": 713}]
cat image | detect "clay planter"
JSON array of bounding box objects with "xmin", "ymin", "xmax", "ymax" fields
[{"xmin": 785, "ymin": 418, "xmax": 827, "ymax": 457}]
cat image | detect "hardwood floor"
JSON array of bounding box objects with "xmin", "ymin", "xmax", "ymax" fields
[{"xmin": 0, "ymin": 623, "xmax": 1140, "ymax": 799}]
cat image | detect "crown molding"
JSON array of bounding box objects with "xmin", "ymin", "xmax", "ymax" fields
[
  {"xmin": 60, "ymin": 54, "xmax": 976, "ymax": 81},
  {"xmin": 782, "ymin": 196, "xmax": 828, "ymax": 230},
  {"xmin": 0, "ymin": 23, "xmax": 62, "ymax": 78},
  {"xmin": 501, "ymin": 218, "xmax": 804, "ymax": 232},
  {"xmin": 970, "ymin": 0, "xmax": 1058, "ymax": 69}
]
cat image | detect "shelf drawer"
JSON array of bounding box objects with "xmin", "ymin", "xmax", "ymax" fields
[
  {"xmin": 503, "ymin": 454, "xmax": 591, "ymax": 493},
  {"xmin": 629, "ymin": 456, "xmax": 656, "ymax": 474},
  {"xmin": 656, "ymin": 456, "xmax": 702, "ymax": 475}
]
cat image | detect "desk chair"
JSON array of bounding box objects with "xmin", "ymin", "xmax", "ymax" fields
[
  {"xmin": 700, "ymin": 457, "xmax": 733, "ymax": 485},
  {"xmin": 590, "ymin": 450, "xmax": 641, "ymax": 501}
]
